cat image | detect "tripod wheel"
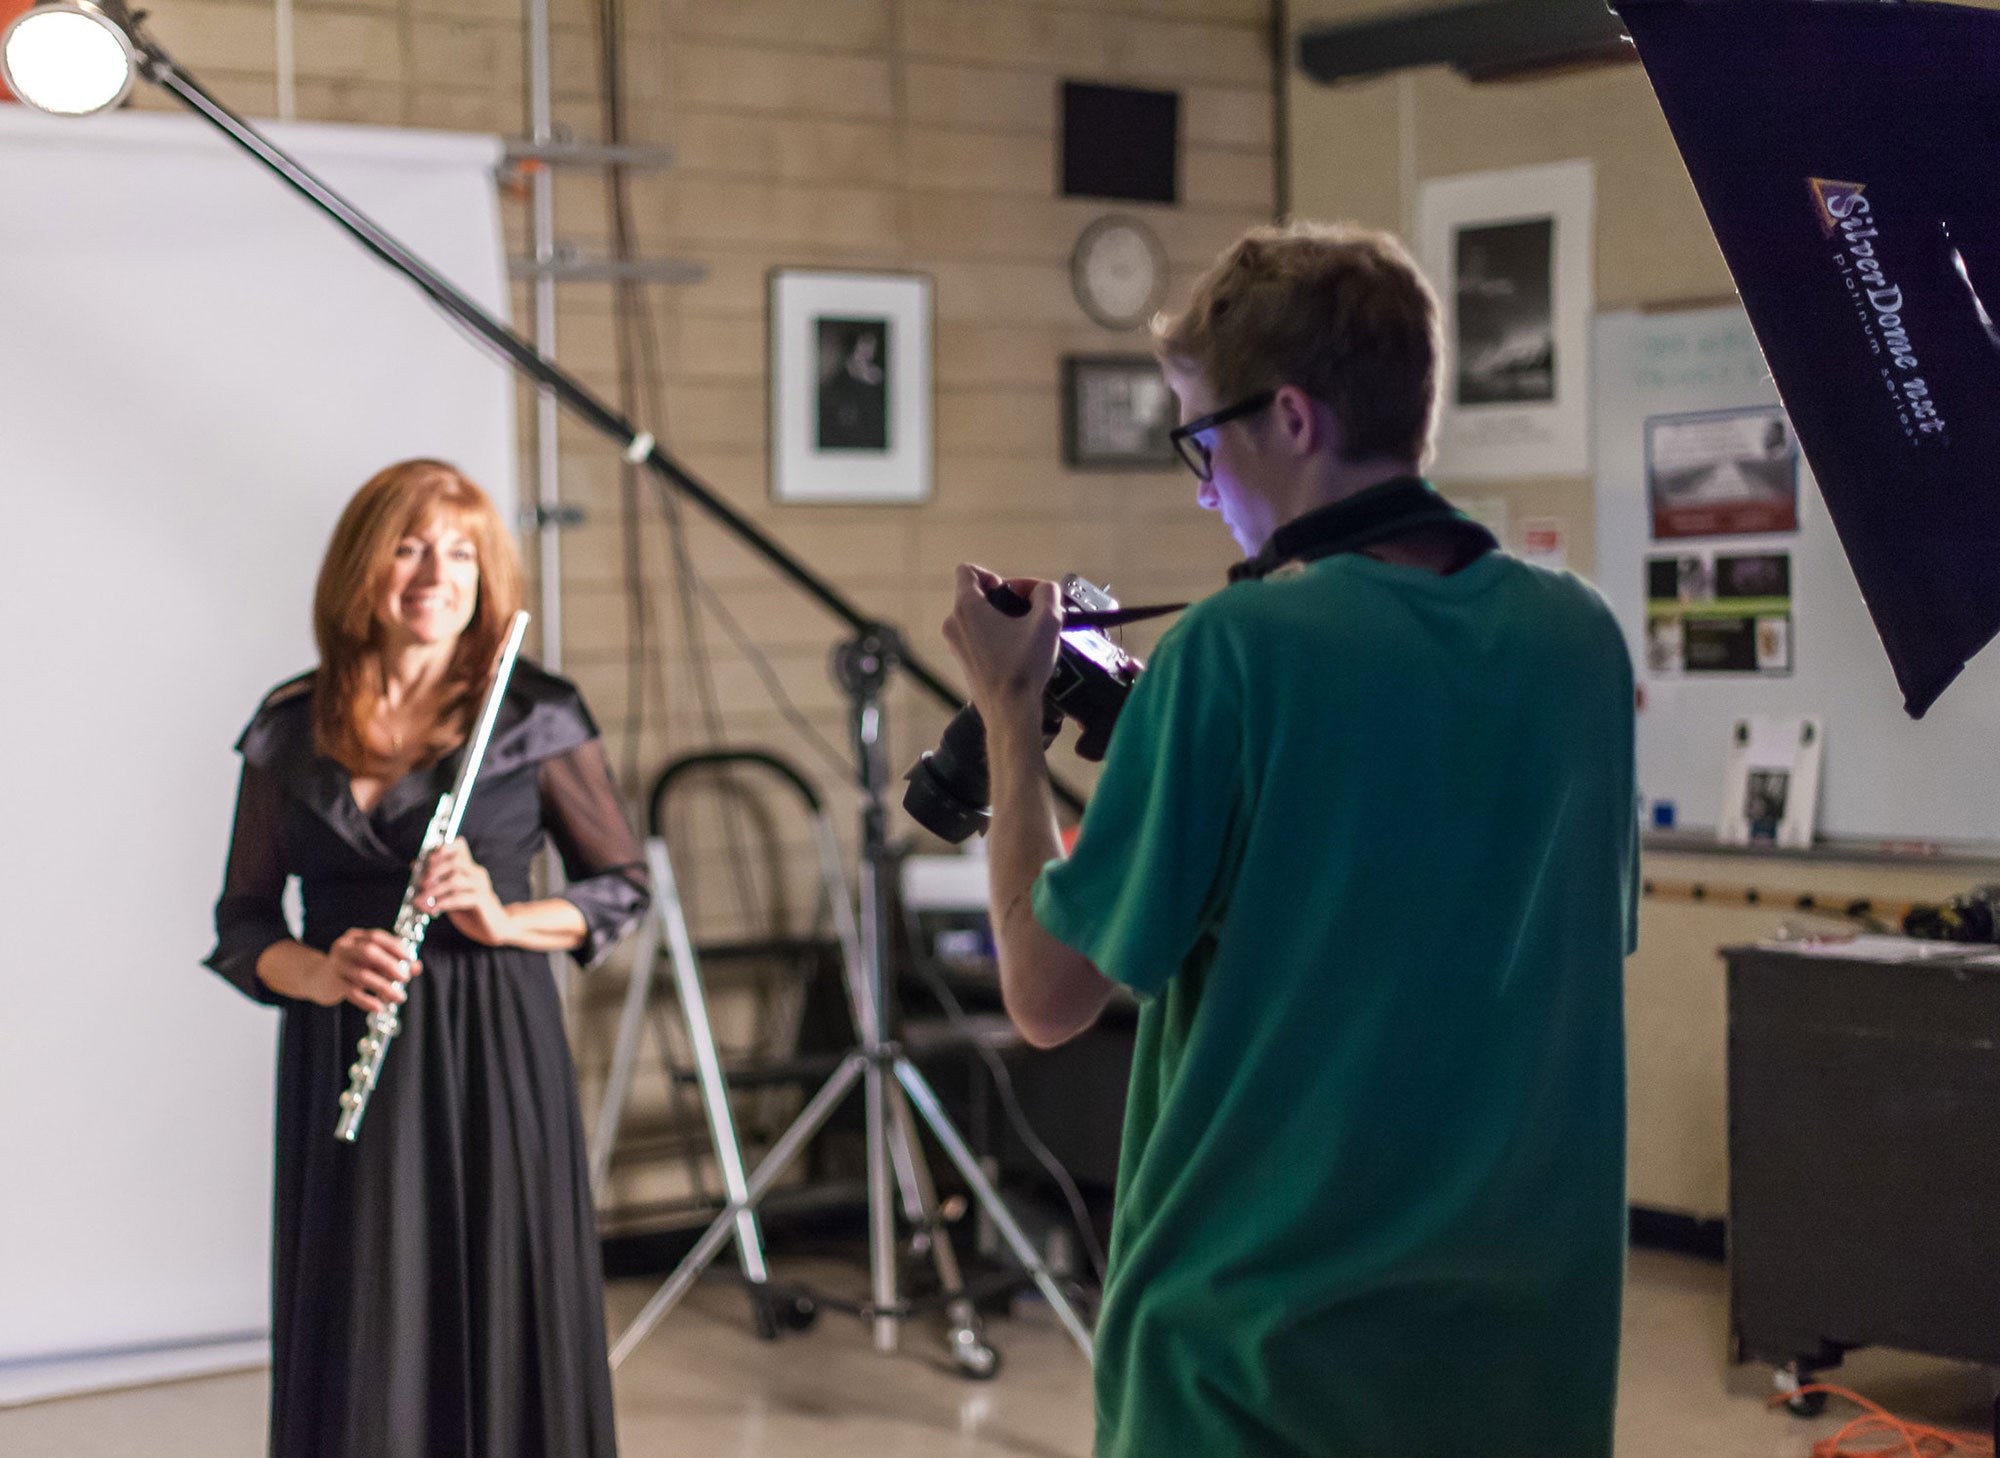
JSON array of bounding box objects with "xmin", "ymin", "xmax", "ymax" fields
[
  {"xmin": 746, "ymin": 1283, "xmax": 815, "ymax": 1341},
  {"xmin": 1784, "ymin": 1388, "xmax": 1828, "ymax": 1418},
  {"xmin": 947, "ymin": 1324, "xmax": 1001, "ymax": 1380},
  {"xmin": 768, "ymin": 1283, "xmax": 818, "ymax": 1334},
  {"xmin": 749, "ymin": 1288, "xmax": 780, "ymax": 1342},
  {"xmin": 1775, "ymin": 1362, "xmax": 1827, "ymax": 1418},
  {"xmin": 1783, "ymin": 1388, "xmax": 1828, "ymax": 1419}
]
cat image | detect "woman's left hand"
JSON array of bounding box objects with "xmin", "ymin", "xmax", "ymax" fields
[{"xmin": 419, "ymin": 838, "xmax": 519, "ymax": 947}]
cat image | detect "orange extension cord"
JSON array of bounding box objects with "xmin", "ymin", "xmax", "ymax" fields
[{"xmin": 1774, "ymin": 1385, "xmax": 1996, "ymax": 1458}]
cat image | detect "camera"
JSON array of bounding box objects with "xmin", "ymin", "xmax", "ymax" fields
[{"xmin": 903, "ymin": 575, "xmax": 1144, "ymax": 843}]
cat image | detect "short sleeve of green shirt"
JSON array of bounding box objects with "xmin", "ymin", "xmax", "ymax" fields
[{"xmin": 1031, "ymin": 607, "xmax": 1244, "ymax": 999}]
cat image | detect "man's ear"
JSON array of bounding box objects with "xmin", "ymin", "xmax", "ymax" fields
[{"xmin": 1271, "ymin": 384, "xmax": 1330, "ymax": 457}]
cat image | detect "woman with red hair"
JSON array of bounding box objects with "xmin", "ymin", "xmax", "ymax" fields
[{"xmin": 206, "ymin": 459, "xmax": 645, "ymax": 1458}]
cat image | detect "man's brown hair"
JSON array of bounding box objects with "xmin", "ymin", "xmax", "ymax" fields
[{"xmin": 1152, "ymin": 221, "xmax": 1442, "ymax": 465}]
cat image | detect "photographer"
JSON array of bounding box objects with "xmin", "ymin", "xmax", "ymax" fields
[{"xmin": 942, "ymin": 222, "xmax": 1636, "ymax": 1458}]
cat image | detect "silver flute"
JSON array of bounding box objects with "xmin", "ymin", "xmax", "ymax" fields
[{"xmin": 334, "ymin": 610, "xmax": 531, "ymax": 1142}]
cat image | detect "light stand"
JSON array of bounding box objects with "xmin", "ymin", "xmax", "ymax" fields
[
  {"xmin": 608, "ymin": 629, "xmax": 1095, "ymax": 1367},
  {"xmin": 6, "ymin": 0, "xmax": 1093, "ymax": 1369}
]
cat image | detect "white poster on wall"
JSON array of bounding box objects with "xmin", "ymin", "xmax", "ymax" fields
[{"xmin": 1418, "ymin": 160, "xmax": 1595, "ymax": 480}]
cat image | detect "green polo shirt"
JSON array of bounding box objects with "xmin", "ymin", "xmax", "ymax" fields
[{"xmin": 1034, "ymin": 547, "xmax": 1637, "ymax": 1458}]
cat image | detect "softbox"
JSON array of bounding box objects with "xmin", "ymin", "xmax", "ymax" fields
[{"xmin": 1614, "ymin": 0, "xmax": 2000, "ymax": 717}]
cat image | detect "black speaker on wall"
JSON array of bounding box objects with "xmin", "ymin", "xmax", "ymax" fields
[{"xmin": 1061, "ymin": 80, "xmax": 1179, "ymax": 205}]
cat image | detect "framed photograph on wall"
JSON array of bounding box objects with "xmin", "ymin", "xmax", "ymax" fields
[
  {"xmin": 1061, "ymin": 354, "xmax": 1178, "ymax": 469},
  {"xmin": 1417, "ymin": 159, "xmax": 1595, "ymax": 480},
  {"xmin": 769, "ymin": 269, "xmax": 932, "ymax": 504}
]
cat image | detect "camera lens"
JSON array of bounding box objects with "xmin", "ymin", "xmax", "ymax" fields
[{"xmin": 902, "ymin": 705, "xmax": 992, "ymax": 843}]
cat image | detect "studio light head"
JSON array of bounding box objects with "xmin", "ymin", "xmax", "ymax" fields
[{"xmin": 2, "ymin": 0, "xmax": 140, "ymax": 117}]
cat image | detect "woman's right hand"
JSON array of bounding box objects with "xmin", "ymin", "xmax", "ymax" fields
[{"xmin": 313, "ymin": 929, "xmax": 421, "ymax": 1013}]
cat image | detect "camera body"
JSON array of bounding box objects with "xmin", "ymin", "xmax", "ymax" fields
[
  {"xmin": 903, "ymin": 575, "xmax": 1144, "ymax": 843},
  {"xmin": 1032, "ymin": 576, "xmax": 1144, "ymax": 760}
]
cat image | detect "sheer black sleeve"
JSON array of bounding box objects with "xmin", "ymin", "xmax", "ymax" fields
[
  {"xmin": 203, "ymin": 760, "xmax": 294, "ymax": 1006},
  {"xmin": 539, "ymin": 736, "xmax": 650, "ymax": 967}
]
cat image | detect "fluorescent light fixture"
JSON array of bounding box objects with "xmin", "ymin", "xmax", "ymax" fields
[{"xmin": 1, "ymin": 0, "xmax": 139, "ymax": 117}]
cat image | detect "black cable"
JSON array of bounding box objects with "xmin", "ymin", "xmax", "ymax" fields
[
  {"xmin": 645, "ymin": 489, "xmax": 769, "ymax": 926},
  {"xmin": 589, "ymin": 0, "xmax": 762, "ymax": 927},
  {"xmin": 594, "ymin": 41, "xmax": 658, "ymax": 800},
  {"xmin": 581, "ymin": 15, "xmax": 872, "ymax": 815},
  {"xmin": 576, "ymin": 11, "xmax": 1105, "ymax": 1303},
  {"xmin": 897, "ymin": 898, "xmax": 1109, "ymax": 1287},
  {"xmin": 684, "ymin": 572, "xmax": 865, "ymax": 794}
]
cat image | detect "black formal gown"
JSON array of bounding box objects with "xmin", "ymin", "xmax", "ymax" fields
[{"xmin": 206, "ymin": 661, "xmax": 647, "ymax": 1458}]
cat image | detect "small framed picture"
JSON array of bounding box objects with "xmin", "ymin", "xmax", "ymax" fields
[
  {"xmin": 769, "ymin": 269, "xmax": 933, "ymax": 504},
  {"xmin": 1061, "ymin": 354, "xmax": 1178, "ymax": 470}
]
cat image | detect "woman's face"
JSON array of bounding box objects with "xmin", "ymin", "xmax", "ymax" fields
[{"xmin": 378, "ymin": 513, "xmax": 480, "ymax": 649}]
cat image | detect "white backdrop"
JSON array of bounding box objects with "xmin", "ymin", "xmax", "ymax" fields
[{"xmin": 0, "ymin": 105, "xmax": 515, "ymax": 1399}]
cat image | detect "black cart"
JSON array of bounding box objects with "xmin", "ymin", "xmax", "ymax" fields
[{"xmin": 1725, "ymin": 940, "xmax": 2000, "ymax": 1438}]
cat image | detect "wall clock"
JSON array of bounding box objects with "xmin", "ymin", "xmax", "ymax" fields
[{"xmin": 1070, "ymin": 214, "xmax": 1167, "ymax": 331}]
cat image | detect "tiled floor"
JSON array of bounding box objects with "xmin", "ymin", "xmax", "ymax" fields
[{"xmin": 2, "ymin": 1248, "xmax": 1992, "ymax": 1456}]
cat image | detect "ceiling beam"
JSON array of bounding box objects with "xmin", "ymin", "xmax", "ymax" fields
[{"xmin": 1297, "ymin": 0, "xmax": 1634, "ymax": 86}]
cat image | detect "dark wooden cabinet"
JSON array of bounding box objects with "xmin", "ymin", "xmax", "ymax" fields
[{"xmin": 1725, "ymin": 943, "xmax": 2000, "ymax": 1389}]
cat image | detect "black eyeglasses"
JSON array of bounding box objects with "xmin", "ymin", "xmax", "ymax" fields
[{"xmin": 1167, "ymin": 392, "xmax": 1276, "ymax": 482}]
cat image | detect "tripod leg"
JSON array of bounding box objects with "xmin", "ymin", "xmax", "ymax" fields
[
  {"xmin": 886, "ymin": 1084, "xmax": 996, "ymax": 1378},
  {"xmin": 885, "ymin": 1090, "xmax": 976, "ymax": 1315},
  {"xmin": 646, "ymin": 1001, "xmax": 717, "ymax": 1207},
  {"xmin": 648, "ymin": 837, "xmax": 771, "ymax": 1298},
  {"xmin": 864, "ymin": 1052, "xmax": 900, "ymax": 1353},
  {"xmin": 589, "ymin": 911, "xmax": 659, "ymax": 1201},
  {"xmin": 894, "ymin": 1059, "xmax": 1095, "ymax": 1361},
  {"xmin": 883, "ymin": 1081, "xmax": 928, "ymax": 1226},
  {"xmin": 611, "ymin": 1052, "xmax": 867, "ymax": 1367}
]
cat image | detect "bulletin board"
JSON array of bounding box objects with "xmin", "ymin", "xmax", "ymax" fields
[{"xmin": 1594, "ymin": 306, "xmax": 2000, "ymax": 845}]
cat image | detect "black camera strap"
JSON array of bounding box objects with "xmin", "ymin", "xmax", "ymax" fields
[
  {"xmin": 1056, "ymin": 480, "xmax": 1498, "ymax": 633},
  {"xmin": 1063, "ymin": 602, "xmax": 1190, "ymax": 630},
  {"xmin": 1227, "ymin": 476, "xmax": 1498, "ymax": 585}
]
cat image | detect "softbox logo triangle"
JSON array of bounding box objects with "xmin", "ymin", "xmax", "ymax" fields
[{"xmin": 1808, "ymin": 177, "xmax": 1867, "ymax": 236}]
